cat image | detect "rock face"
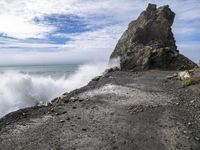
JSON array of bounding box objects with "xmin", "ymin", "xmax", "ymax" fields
[{"xmin": 110, "ymin": 4, "xmax": 197, "ymax": 71}]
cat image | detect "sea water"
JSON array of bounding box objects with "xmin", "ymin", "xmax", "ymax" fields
[{"xmin": 0, "ymin": 63, "xmax": 108, "ymax": 117}]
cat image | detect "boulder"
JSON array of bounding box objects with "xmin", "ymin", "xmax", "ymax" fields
[{"xmin": 110, "ymin": 3, "xmax": 197, "ymax": 71}]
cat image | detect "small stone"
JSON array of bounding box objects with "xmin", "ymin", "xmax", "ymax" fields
[
  {"xmin": 92, "ymin": 76, "xmax": 101, "ymax": 81},
  {"xmin": 66, "ymin": 117, "xmax": 70, "ymax": 120},
  {"xmin": 78, "ymin": 99, "xmax": 84, "ymax": 102},
  {"xmin": 195, "ymin": 137, "xmax": 200, "ymax": 141},
  {"xmin": 190, "ymin": 100, "xmax": 195, "ymax": 104},
  {"xmin": 183, "ymin": 130, "xmax": 187, "ymax": 134},
  {"xmin": 61, "ymin": 111, "xmax": 67, "ymax": 115},
  {"xmin": 59, "ymin": 120, "xmax": 65, "ymax": 123},
  {"xmin": 175, "ymin": 102, "xmax": 179, "ymax": 106},
  {"xmin": 70, "ymin": 97, "xmax": 76, "ymax": 101},
  {"xmin": 72, "ymin": 106, "xmax": 77, "ymax": 109},
  {"xmin": 82, "ymin": 128, "xmax": 87, "ymax": 131},
  {"xmin": 110, "ymin": 112, "xmax": 114, "ymax": 115},
  {"xmin": 187, "ymin": 122, "xmax": 192, "ymax": 126},
  {"xmin": 109, "ymin": 76, "xmax": 114, "ymax": 79}
]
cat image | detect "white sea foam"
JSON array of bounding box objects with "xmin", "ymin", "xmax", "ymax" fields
[{"xmin": 0, "ymin": 62, "xmax": 110, "ymax": 117}]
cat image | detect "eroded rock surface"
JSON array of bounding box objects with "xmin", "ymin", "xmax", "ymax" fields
[{"xmin": 110, "ymin": 4, "xmax": 197, "ymax": 71}]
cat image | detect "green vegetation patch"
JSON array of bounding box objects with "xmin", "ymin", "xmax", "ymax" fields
[{"xmin": 182, "ymin": 79, "xmax": 192, "ymax": 88}]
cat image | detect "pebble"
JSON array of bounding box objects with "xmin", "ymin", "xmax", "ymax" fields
[
  {"xmin": 72, "ymin": 106, "xmax": 77, "ymax": 109},
  {"xmin": 78, "ymin": 99, "xmax": 84, "ymax": 102},
  {"xmin": 70, "ymin": 97, "xmax": 76, "ymax": 102},
  {"xmin": 190, "ymin": 100, "xmax": 195, "ymax": 104},
  {"xmin": 183, "ymin": 130, "xmax": 187, "ymax": 134},
  {"xmin": 60, "ymin": 111, "xmax": 67, "ymax": 115},
  {"xmin": 195, "ymin": 137, "xmax": 200, "ymax": 141},
  {"xmin": 175, "ymin": 102, "xmax": 179, "ymax": 105},
  {"xmin": 82, "ymin": 128, "xmax": 87, "ymax": 131},
  {"xmin": 59, "ymin": 120, "xmax": 65, "ymax": 123}
]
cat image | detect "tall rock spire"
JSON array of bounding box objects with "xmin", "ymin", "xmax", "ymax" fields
[{"xmin": 110, "ymin": 4, "xmax": 197, "ymax": 71}]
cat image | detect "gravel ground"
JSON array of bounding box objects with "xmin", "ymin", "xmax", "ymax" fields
[{"xmin": 0, "ymin": 70, "xmax": 200, "ymax": 150}]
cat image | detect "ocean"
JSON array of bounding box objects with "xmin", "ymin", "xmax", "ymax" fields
[{"xmin": 0, "ymin": 63, "xmax": 108, "ymax": 117}]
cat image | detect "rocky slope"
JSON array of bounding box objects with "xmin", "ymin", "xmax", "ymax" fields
[
  {"xmin": 0, "ymin": 70, "xmax": 200, "ymax": 150},
  {"xmin": 110, "ymin": 4, "xmax": 197, "ymax": 71},
  {"xmin": 0, "ymin": 3, "xmax": 199, "ymax": 150}
]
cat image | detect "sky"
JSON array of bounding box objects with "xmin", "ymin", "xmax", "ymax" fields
[{"xmin": 0, "ymin": 0, "xmax": 199, "ymax": 65}]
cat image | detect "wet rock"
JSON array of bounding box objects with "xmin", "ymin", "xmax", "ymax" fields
[
  {"xmin": 103, "ymin": 67, "xmax": 120, "ymax": 76},
  {"xmin": 92, "ymin": 76, "xmax": 102, "ymax": 81},
  {"xmin": 110, "ymin": 3, "xmax": 197, "ymax": 71},
  {"xmin": 63, "ymin": 92, "xmax": 68, "ymax": 96}
]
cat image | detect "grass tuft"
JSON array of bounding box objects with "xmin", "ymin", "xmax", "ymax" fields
[{"xmin": 182, "ymin": 79, "xmax": 192, "ymax": 88}]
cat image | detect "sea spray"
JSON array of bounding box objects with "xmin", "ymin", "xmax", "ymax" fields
[{"xmin": 0, "ymin": 62, "xmax": 108, "ymax": 117}]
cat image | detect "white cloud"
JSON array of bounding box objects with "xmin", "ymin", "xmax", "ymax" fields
[
  {"xmin": 0, "ymin": 25, "xmax": 124, "ymax": 65},
  {"xmin": 0, "ymin": 0, "xmax": 199, "ymax": 39},
  {"xmin": 0, "ymin": 0, "xmax": 137, "ymax": 39},
  {"xmin": 62, "ymin": 25, "xmax": 124, "ymax": 49},
  {"xmin": 0, "ymin": 15, "xmax": 56, "ymax": 39},
  {"xmin": 0, "ymin": 0, "xmax": 199, "ymax": 65}
]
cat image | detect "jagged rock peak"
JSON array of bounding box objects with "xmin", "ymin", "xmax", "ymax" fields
[{"xmin": 110, "ymin": 3, "xmax": 197, "ymax": 71}]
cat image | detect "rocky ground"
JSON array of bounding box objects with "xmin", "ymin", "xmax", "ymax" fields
[{"xmin": 0, "ymin": 69, "xmax": 200, "ymax": 150}]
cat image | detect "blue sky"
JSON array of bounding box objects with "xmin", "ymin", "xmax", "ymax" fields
[{"xmin": 0, "ymin": 0, "xmax": 199, "ymax": 65}]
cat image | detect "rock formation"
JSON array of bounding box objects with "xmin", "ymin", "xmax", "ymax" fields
[{"xmin": 110, "ymin": 4, "xmax": 197, "ymax": 71}]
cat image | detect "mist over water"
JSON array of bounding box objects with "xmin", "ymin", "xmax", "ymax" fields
[{"xmin": 0, "ymin": 62, "xmax": 109, "ymax": 117}]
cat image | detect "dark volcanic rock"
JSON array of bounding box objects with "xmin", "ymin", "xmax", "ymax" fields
[{"xmin": 110, "ymin": 4, "xmax": 197, "ymax": 71}]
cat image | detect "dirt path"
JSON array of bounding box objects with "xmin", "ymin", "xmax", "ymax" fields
[{"xmin": 0, "ymin": 70, "xmax": 200, "ymax": 150}]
